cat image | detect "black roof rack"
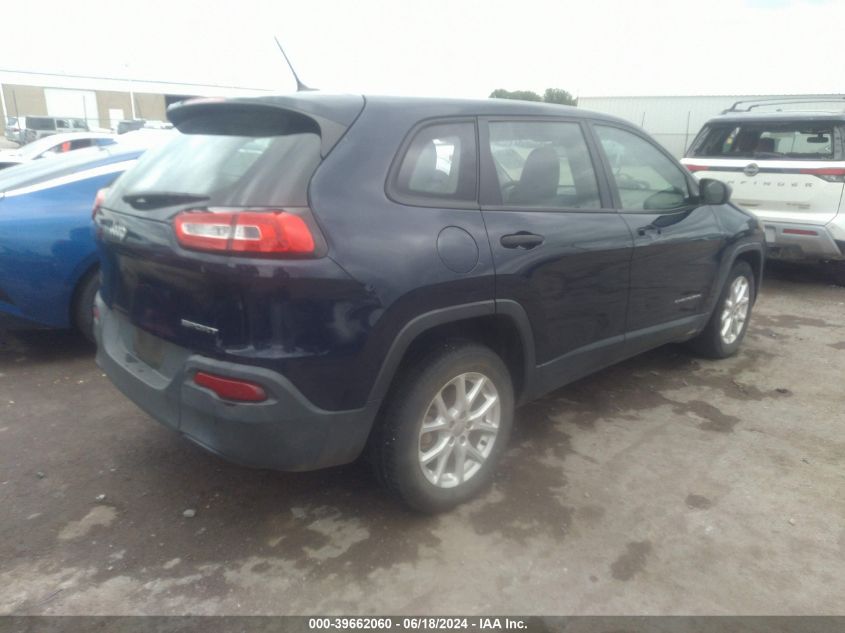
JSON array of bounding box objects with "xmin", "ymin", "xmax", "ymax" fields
[{"xmin": 722, "ymin": 95, "xmax": 845, "ymax": 114}]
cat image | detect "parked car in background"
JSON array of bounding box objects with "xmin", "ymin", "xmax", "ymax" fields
[
  {"xmin": 116, "ymin": 119, "xmax": 173, "ymax": 134},
  {"xmin": 0, "ymin": 132, "xmax": 117, "ymax": 170},
  {"xmin": 0, "ymin": 130, "xmax": 173, "ymax": 341},
  {"xmin": 14, "ymin": 116, "xmax": 90, "ymax": 144},
  {"xmin": 94, "ymin": 94, "xmax": 764, "ymax": 511},
  {"xmin": 5, "ymin": 116, "xmax": 25, "ymax": 143},
  {"xmin": 682, "ymin": 100, "xmax": 845, "ymax": 276}
]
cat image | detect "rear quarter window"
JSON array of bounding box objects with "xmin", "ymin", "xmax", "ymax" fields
[{"xmin": 388, "ymin": 120, "xmax": 478, "ymax": 208}]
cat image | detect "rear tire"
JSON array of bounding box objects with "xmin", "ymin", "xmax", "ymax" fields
[
  {"xmin": 72, "ymin": 268, "xmax": 100, "ymax": 344},
  {"xmin": 370, "ymin": 341, "xmax": 514, "ymax": 513},
  {"xmin": 830, "ymin": 260, "xmax": 845, "ymax": 287},
  {"xmin": 688, "ymin": 261, "xmax": 755, "ymax": 359}
]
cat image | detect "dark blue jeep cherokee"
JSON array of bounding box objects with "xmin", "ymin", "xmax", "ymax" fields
[{"xmin": 94, "ymin": 93, "xmax": 764, "ymax": 512}]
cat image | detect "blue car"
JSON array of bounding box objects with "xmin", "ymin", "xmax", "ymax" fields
[{"xmin": 0, "ymin": 135, "xmax": 169, "ymax": 341}]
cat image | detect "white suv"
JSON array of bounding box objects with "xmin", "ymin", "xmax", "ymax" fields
[{"xmin": 682, "ymin": 101, "xmax": 844, "ymax": 269}]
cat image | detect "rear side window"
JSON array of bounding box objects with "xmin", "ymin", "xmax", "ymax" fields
[
  {"xmin": 690, "ymin": 122, "xmax": 836, "ymax": 160},
  {"xmin": 487, "ymin": 121, "xmax": 601, "ymax": 209},
  {"xmin": 112, "ymin": 129, "xmax": 321, "ymax": 208},
  {"xmin": 390, "ymin": 121, "xmax": 477, "ymax": 206}
]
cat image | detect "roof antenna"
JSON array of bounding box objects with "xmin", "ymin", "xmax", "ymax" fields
[{"xmin": 274, "ymin": 36, "xmax": 315, "ymax": 92}]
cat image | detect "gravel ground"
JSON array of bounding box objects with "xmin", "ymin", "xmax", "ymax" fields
[{"xmin": 0, "ymin": 262, "xmax": 843, "ymax": 615}]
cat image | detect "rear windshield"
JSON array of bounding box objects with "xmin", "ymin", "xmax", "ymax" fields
[
  {"xmin": 27, "ymin": 117, "xmax": 56, "ymax": 131},
  {"xmin": 689, "ymin": 122, "xmax": 837, "ymax": 160},
  {"xmin": 111, "ymin": 131, "xmax": 321, "ymax": 208}
]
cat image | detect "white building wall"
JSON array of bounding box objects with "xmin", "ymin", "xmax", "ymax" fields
[
  {"xmin": 44, "ymin": 88, "xmax": 99, "ymax": 123},
  {"xmin": 578, "ymin": 94, "xmax": 845, "ymax": 157}
]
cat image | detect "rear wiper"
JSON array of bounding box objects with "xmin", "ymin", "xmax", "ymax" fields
[{"xmin": 122, "ymin": 192, "xmax": 210, "ymax": 210}]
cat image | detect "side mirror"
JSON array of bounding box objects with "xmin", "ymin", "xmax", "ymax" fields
[{"xmin": 699, "ymin": 178, "xmax": 731, "ymax": 205}]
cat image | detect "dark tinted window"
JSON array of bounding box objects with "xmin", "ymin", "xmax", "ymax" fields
[
  {"xmin": 690, "ymin": 122, "xmax": 835, "ymax": 160},
  {"xmin": 70, "ymin": 139, "xmax": 93, "ymax": 150},
  {"xmin": 56, "ymin": 119, "xmax": 69, "ymax": 129},
  {"xmin": 595, "ymin": 125, "xmax": 690, "ymax": 211},
  {"xmin": 488, "ymin": 121, "xmax": 601, "ymax": 209},
  {"xmin": 112, "ymin": 131, "xmax": 321, "ymax": 207},
  {"xmin": 392, "ymin": 121, "xmax": 477, "ymax": 205},
  {"xmin": 27, "ymin": 117, "xmax": 56, "ymax": 131}
]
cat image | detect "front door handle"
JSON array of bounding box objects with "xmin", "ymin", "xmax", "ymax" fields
[
  {"xmin": 501, "ymin": 232, "xmax": 544, "ymax": 249},
  {"xmin": 637, "ymin": 225, "xmax": 662, "ymax": 237}
]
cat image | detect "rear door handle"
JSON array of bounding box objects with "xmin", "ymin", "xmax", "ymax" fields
[{"xmin": 501, "ymin": 232, "xmax": 544, "ymax": 249}]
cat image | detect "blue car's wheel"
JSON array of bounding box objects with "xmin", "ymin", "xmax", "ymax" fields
[{"xmin": 73, "ymin": 267, "xmax": 100, "ymax": 343}]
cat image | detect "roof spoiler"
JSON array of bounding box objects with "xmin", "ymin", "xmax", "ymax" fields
[{"xmin": 166, "ymin": 96, "xmax": 362, "ymax": 157}]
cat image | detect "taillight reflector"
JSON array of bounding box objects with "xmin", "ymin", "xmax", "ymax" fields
[
  {"xmin": 799, "ymin": 167, "xmax": 845, "ymax": 176},
  {"xmin": 782, "ymin": 228, "xmax": 818, "ymax": 236},
  {"xmin": 92, "ymin": 188, "xmax": 108, "ymax": 219},
  {"xmin": 173, "ymin": 210, "xmax": 315, "ymax": 255},
  {"xmin": 194, "ymin": 371, "xmax": 268, "ymax": 402},
  {"xmin": 798, "ymin": 167, "xmax": 845, "ymax": 183}
]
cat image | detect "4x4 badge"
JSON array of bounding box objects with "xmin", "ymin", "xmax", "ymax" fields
[{"xmin": 744, "ymin": 163, "xmax": 760, "ymax": 177}]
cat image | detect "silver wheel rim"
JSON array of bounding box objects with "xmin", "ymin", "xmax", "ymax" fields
[
  {"xmin": 418, "ymin": 372, "xmax": 500, "ymax": 489},
  {"xmin": 720, "ymin": 276, "xmax": 750, "ymax": 345}
]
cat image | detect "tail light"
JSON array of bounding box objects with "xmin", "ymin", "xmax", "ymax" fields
[
  {"xmin": 173, "ymin": 209, "xmax": 316, "ymax": 255},
  {"xmin": 194, "ymin": 371, "xmax": 267, "ymax": 402},
  {"xmin": 684, "ymin": 164, "xmax": 710, "ymax": 173},
  {"xmin": 92, "ymin": 188, "xmax": 109, "ymax": 219},
  {"xmin": 799, "ymin": 167, "xmax": 845, "ymax": 183},
  {"xmin": 783, "ymin": 228, "xmax": 819, "ymax": 236}
]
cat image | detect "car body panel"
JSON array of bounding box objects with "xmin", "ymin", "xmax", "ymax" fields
[{"xmin": 0, "ymin": 146, "xmax": 143, "ymax": 328}]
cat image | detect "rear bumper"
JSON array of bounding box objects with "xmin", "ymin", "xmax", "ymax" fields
[
  {"xmin": 94, "ymin": 296, "xmax": 378, "ymax": 471},
  {"xmin": 760, "ymin": 219, "xmax": 844, "ymax": 261}
]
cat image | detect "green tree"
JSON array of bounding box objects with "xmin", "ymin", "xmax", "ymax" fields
[
  {"xmin": 489, "ymin": 89, "xmax": 542, "ymax": 102},
  {"xmin": 488, "ymin": 88, "xmax": 578, "ymax": 106},
  {"xmin": 542, "ymin": 88, "xmax": 577, "ymax": 106}
]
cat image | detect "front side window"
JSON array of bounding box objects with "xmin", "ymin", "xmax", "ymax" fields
[
  {"xmin": 392, "ymin": 121, "xmax": 477, "ymax": 205},
  {"xmin": 488, "ymin": 121, "xmax": 601, "ymax": 209},
  {"xmin": 56, "ymin": 119, "xmax": 69, "ymax": 129},
  {"xmin": 690, "ymin": 122, "xmax": 835, "ymax": 160},
  {"xmin": 595, "ymin": 125, "xmax": 691, "ymax": 211}
]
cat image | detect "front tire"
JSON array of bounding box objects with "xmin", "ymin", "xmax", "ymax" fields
[
  {"xmin": 371, "ymin": 341, "xmax": 514, "ymax": 513},
  {"xmin": 689, "ymin": 261, "xmax": 755, "ymax": 359}
]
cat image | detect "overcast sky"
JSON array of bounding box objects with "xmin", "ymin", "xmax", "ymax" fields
[{"xmin": 1, "ymin": 0, "xmax": 841, "ymax": 98}]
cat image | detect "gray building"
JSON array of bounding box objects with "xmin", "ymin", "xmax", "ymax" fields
[{"xmin": 578, "ymin": 94, "xmax": 845, "ymax": 158}]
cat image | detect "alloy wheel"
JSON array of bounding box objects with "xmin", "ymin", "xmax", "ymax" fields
[
  {"xmin": 720, "ymin": 276, "xmax": 750, "ymax": 345},
  {"xmin": 417, "ymin": 372, "xmax": 500, "ymax": 489}
]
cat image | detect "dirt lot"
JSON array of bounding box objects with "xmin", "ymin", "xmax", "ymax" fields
[{"xmin": 1, "ymin": 263, "xmax": 843, "ymax": 615}]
